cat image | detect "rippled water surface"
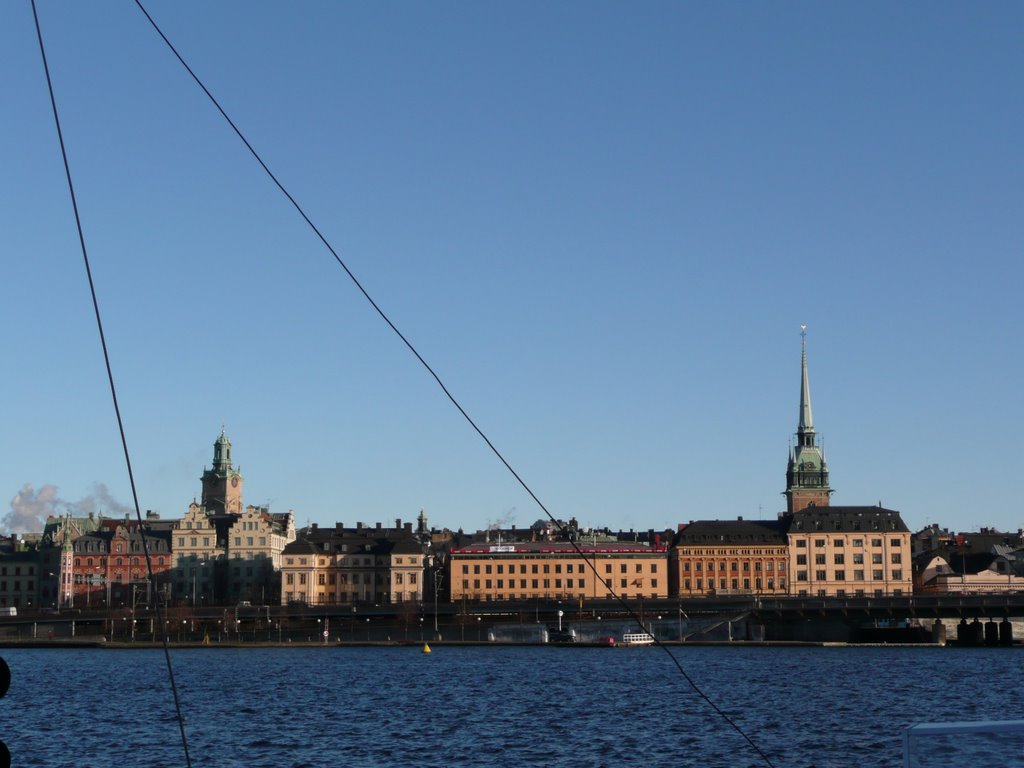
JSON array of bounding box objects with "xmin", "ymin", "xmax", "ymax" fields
[{"xmin": 6, "ymin": 645, "xmax": 1023, "ymax": 767}]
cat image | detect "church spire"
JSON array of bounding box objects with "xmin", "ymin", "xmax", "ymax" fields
[
  {"xmin": 798, "ymin": 324, "xmax": 813, "ymax": 436},
  {"xmin": 785, "ymin": 326, "xmax": 832, "ymax": 514}
]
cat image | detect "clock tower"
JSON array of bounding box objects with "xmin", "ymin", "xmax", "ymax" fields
[
  {"xmin": 201, "ymin": 429, "xmax": 244, "ymax": 514},
  {"xmin": 785, "ymin": 327, "xmax": 833, "ymax": 514}
]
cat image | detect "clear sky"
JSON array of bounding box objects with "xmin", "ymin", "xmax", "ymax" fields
[{"xmin": 2, "ymin": 2, "xmax": 1021, "ymax": 537}]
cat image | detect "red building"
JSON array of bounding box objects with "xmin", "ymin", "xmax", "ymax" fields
[{"xmin": 72, "ymin": 523, "xmax": 173, "ymax": 608}]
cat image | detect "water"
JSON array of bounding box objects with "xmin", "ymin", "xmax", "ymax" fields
[{"xmin": 5, "ymin": 646, "xmax": 1023, "ymax": 767}]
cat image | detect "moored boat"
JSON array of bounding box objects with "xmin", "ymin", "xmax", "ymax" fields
[{"xmin": 620, "ymin": 631, "xmax": 655, "ymax": 646}]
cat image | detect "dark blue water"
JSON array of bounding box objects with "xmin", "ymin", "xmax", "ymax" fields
[{"xmin": 5, "ymin": 646, "xmax": 1022, "ymax": 767}]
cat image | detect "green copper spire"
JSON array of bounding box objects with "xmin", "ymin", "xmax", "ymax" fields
[
  {"xmin": 785, "ymin": 326, "xmax": 832, "ymax": 513},
  {"xmin": 61, "ymin": 511, "xmax": 74, "ymax": 552},
  {"xmin": 213, "ymin": 428, "xmax": 232, "ymax": 469}
]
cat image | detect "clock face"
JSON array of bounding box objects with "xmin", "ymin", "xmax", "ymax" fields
[{"xmin": 231, "ymin": 477, "xmax": 239, "ymax": 488}]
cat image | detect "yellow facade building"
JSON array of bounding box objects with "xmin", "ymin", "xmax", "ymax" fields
[
  {"xmin": 448, "ymin": 542, "xmax": 668, "ymax": 602},
  {"xmin": 786, "ymin": 506, "xmax": 912, "ymax": 597},
  {"xmin": 280, "ymin": 521, "xmax": 424, "ymax": 605}
]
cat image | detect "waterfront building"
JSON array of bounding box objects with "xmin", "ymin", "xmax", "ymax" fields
[
  {"xmin": 71, "ymin": 523, "xmax": 173, "ymax": 607},
  {"xmin": 913, "ymin": 550, "xmax": 1024, "ymax": 594},
  {"xmin": 785, "ymin": 506, "xmax": 912, "ymax": 597},
  {"xmin": 280, "ymin": 520, "xmax": 424, "ymax": 605},
  {"xmin": 171, "ymin": 431, "xmax": 295, "ymax": 605},
  {"xmin": 912, "ymin": 528, "xmax": 1024, "ymax": 594},
  {"xmin": 0, "ymin": 547, "xmax": 40, "ymax": 610},
  {"xmin": 671, "ymin": 519, "xmax": 789, "ymax": 597},
  {"xmin": 447, "ymin": 541, "xmax": 668, "ymax": 602},
  {"xmin": 38, "ymin": 512, "xmax": 103, "ymax": 608}
]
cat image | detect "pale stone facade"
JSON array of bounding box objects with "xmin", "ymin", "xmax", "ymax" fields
[
  {"xmin": 172, "ymin": 502, "xmax": 295, "ymax": 604},
  {"xmin": 171, "ymin": 432, "xmax": 295, "ymax": 604},
  {"xmin": 786, "ymin": 507, "xmax": 912, "ymax": 597},
  {"xmin": 915, "ymin": 553, "xmax": 1024, "ymax": 594}
]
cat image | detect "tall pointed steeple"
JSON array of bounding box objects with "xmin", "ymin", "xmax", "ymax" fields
[
  {"xmin": 785, "ymin": 326, "xmax": 832, "ymax": 514},
  {"xmin": 798, "ymin": 325, "xmax": 814, "ymax": 438}
]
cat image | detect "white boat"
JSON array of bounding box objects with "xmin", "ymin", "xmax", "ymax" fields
[{"xmin": 620, "ymin": 631, "xmax": 655, "ymax": 646}]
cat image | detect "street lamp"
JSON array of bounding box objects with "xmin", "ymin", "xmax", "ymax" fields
[{"xmin": 477, "ymin": 616, "xmax": 482, "ymax": 641}]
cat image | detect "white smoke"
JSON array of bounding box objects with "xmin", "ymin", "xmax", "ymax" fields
[
  {"xmin": 5, "ymin": 483, "xmax": 61, "ymax": 533},
  {"xmin": 3, "ymin": 482, "xmax": 133, "ymax": 534},
  {"xmin": 487, "ymin": 507, "xmax": 517, "ymax": 531}
]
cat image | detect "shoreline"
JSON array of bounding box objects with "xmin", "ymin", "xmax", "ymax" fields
[{"xmin": 0, "ymin": 638, "xmax": 976, "ymax": 650}]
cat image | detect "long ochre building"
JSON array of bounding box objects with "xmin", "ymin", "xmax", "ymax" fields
[{"xmin": 448, "ymin": 541, "xmax": 668, "ymax": 602}]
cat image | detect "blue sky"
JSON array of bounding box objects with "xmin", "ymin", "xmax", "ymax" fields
[{"xmin": 2, "ymin": 2, "xmax": 1021, "ymax": 537}]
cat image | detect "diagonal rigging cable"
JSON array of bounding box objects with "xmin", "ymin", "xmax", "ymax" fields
[
  {"xmin": 130, "ymin": 2, "xmax": 775, "ymax": 766},
  {"xmin": 30, "ymin": 2, "xmax": 193, "ymax": 766}
]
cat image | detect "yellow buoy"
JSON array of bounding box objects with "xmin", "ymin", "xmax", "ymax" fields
[{"xmin": 422, "ymin": 643, "xmax": 431, "ymax": 654}]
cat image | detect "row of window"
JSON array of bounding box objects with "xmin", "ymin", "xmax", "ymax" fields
[
  {"xmin": 0, "ymin": 581, "xmax": 34, "ymax": 593},
  {"xmin": 0, "ymin": 566, "xmax": 33, "ymax": 577},
  {"xmin": 283, "ymin": 591, "xmax": 406, "ymax": 603},
  {"xmin": 286, "ymin": 572, "xmax": 377, "ymax": 585},
  {"xmin": 459, "ymin": 562, "xmax": 655, "ymax": 576},
  {"xmin": 797, "ymin": 589, "xmax": 904, "ymax": 597},
  {"xmin": 682, "ymin": 578, "xmax": 784, "ymax": 591},
  {"xmin": 795, "ymin": 569, "xmax": 904, "ymax": 581},
  {"xmin": 76, "ymin": 541, "xmax": 158, "ymax": 554},
  {"xmin": 682, "ymin": 561, "xmax": 784, "ymax": 573},
  {"xmin": 797, "ymin": 553, "xmax": 901, "ymax": 565},
  {"xmin": 179, "ymin": 536, "xmax": 268, "ymax": 548},
  {"xmin": 76, "ymin": 557, "xmax": 167, "ymax": 567},
  {"xmin": 795, "ymin": 538, "xmax": 903, "ymax": 548},
  {"xmin": 678, "ymin": 549, "xmax": 785, "ymax": 556},
  {"xmin": 285, "ymin": 556, "xmax": 375, "ymax": 567},
  {"xmin": 462, "ymin": 577, "xmax": 659, "ymax": 591}
]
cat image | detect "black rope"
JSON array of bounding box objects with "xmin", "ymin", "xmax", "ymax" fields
[
  {"xmin": 132, "ymin": 2, "xmax": 775, "ymax": 765},
  {"xmin": 30, "ymin": 2, "xmax": 193, "ymax": 766}
]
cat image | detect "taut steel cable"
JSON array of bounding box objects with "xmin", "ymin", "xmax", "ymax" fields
[{"xmin": 30, "ymin": 2, "xmax": 193, "ymax": 765}]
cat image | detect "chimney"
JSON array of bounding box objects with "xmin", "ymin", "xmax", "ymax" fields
[
  {"xmin": 356, "ymin": 522, "xmax": 364, "ymax": 529},
  {"xmin": 395, "ymin": 518, "xmax": 402, "ymax": 529},
  {"xmin": 335, "ymin": 522, "xmax": 344, "ymax": 530},
  {"xmin": 404, "ymin": 522, "xmax": 412, "ymax": 532},
  {"xmin": 737, "ymin": 516, "xmax": 743, "ymax": 521},
  {"xmin": 311, "ymin": 523, "xmax": 318, "ymax": 530},
  {"xmin": 376, "ymin": 522, "xmax": 382, "ymax": 529}
]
